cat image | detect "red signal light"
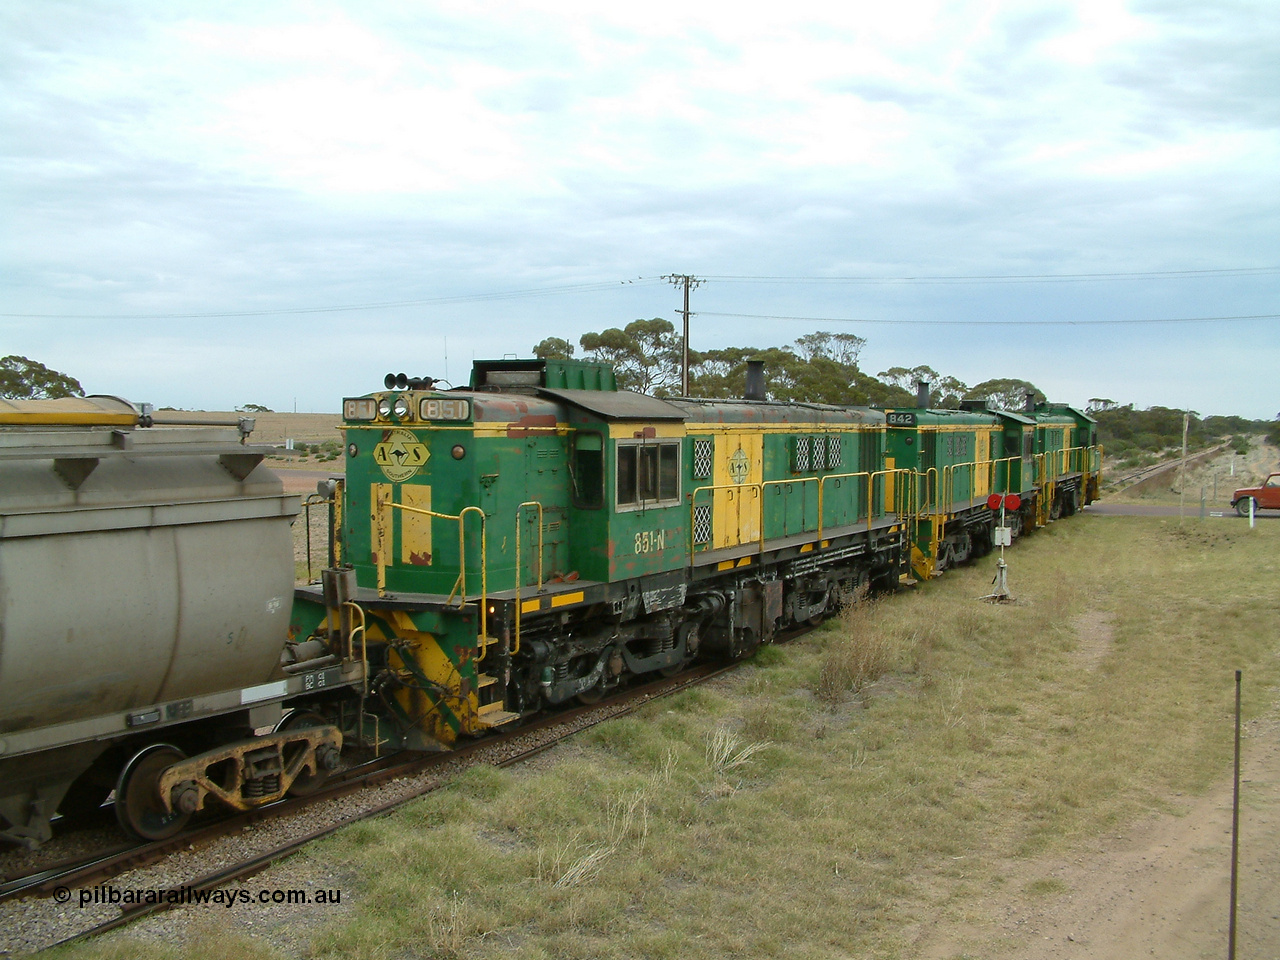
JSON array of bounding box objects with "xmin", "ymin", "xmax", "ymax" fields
[{"xmin": 989, "ymin": 493, "xmax": 1023, "ymax": 510}]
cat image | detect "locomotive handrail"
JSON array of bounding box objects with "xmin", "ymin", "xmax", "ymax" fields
[
  {"xmin": 341, "ymin": 600, "xmax": 368, "ymax": 696},
  {"xmin": 376, "ymin": 499, "xmax": 491, "ymax": 659},
  {"xmin": 814, "ymin": 471, "xmax": 863, "ymax": 532},
  {"xmin": 813, "ymin": 471, "xmax": 871, "ymax": 534},
  {"xmin": 921, "ymin": 466, "xmax": 940, "ymax": 516},
  {"xmin": 759, "ymin": 476, "xmax": 819, "ymax": 549},
  {"xmin": 981, "ymin": 455, "xmax": 1022, "ymax": 499},
  {"xmin": 691, "ymin": 468, "xmax": 911, "ymax": 556},
  {"xmin": 513, "ymin": 500, "xmax": 546, "ymax": 657}
]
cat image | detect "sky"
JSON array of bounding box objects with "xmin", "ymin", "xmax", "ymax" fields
[{"xmin": 2, "ymin": 0, "xmax": 1278, "ymax": 418}]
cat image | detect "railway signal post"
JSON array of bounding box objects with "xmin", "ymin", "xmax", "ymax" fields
[{"xmin": 983, "ymin": 493, "xmax": 1020, "ymax": 602}]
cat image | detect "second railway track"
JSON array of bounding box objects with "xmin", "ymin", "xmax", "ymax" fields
[{"xmin": 0, "ymin": 662, "xmax": 735, "ymax": 955}]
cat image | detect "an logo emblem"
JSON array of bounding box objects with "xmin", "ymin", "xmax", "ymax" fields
[
  {"xmin": 373, "ymin": 428, "xmax": 429, "ymax": 482},
  {"xmin": 728, "ymin": 447, "xmax": 749, "ymax": 484}
]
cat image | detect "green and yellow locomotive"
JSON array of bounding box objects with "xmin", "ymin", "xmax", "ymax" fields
[
  {"xmin": 291, "ymin": 358, "xmax": 910, "ymax": 750},
  {"xmin": 883, "ymin": 384, "xmax": 1101, "ymax": 580},
  {"xmin": 1, "ymin": 360, "xmax": 1103, "ymax": 846}
]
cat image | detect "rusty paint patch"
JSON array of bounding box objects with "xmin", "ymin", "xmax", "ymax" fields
[
  {"xmin": 506, "ymin": 413, "xmax": 559, "ymax": 438},
  {"xmin": 408, "ymin": 551, "xmax": 432, "ymax": 565}
]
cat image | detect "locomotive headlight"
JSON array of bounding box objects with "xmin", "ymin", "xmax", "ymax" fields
[
  {"xmin": 377, "ymin": 398, "xmax": 392, "ymax": 419},
  {"xmin": 392, "ymin": 397, "xmax": 411, "ymax": 419}
]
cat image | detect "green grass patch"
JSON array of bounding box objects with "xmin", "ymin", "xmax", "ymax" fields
[{"xmin": 58, "ymin": 516, "xmax": 1280, "ymax": 959}]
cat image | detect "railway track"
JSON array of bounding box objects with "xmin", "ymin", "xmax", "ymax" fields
[
  {"xmin": 2, "ymin": 662, "xmax": 735, "ymax": 954},
  {"xmin": 1107, "ymin": 442, "xmax": 1228, "ymax": 489}
]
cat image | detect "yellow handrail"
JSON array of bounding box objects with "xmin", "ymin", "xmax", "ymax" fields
[
  {"xmin": 375, "ymin": 498, "xmax": 491, "ymax": 660},
  {"xmin": 759, "ymin": 476, "xmax": 816, "ymax": 550},
  {"xmin": 691, "ymin": 467, "xmax": 914, "ymax": 555},
  {"xmin": 689, "ymin": 481, "xmax": 764, "ymax": 553},
  {"xmin": 340, "ymin": 600, "xmax": 368, "ymax": 695}
]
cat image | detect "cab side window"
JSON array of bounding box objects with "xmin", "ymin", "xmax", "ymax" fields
[{"xmin": 616, "ymin": 441, "xmax": 679, "ymax": 509}]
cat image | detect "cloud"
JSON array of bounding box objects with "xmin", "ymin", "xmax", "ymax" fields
[{"xmin": 1, "ymin": 0, "xmax": 1277, "ymax": 417}]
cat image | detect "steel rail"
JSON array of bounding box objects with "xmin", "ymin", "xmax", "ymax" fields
[{"xmin": 26, "ymin": 663, "xmax": 738, "ymax": 950}]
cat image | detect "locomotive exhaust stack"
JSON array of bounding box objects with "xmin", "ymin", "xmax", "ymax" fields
[{"xmin": 744, "ymin": 359, "xmax": 767, "ymax": 401}]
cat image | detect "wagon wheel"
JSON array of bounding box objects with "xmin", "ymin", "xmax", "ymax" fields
[
  {"xmin": 114, "ymin": 744, "xmax": 192, "ymax": 841},
  {"xmin": 275, "ymin": 709, "xmax": 332, "ymax": 797},
  {"xmin": 1236, "ymin": 497, "xmax": 1256, "ymax": 518}
]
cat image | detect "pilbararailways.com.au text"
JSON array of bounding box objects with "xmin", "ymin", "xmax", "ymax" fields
[{"xmin": 61, "ymin": 885, "xmax": 342, "ymax": 909}]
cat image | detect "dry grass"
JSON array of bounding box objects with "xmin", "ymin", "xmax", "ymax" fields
[
  {"xmin": 536, "ymin": 792, "xmax": 650, "ymax": 889},
  {"xmin": 814, "ymin": 599, "xmax": 901, "ymax": 703},
  {"xmin": 59, "ymin": 515, "xmax": 1280, "ymax": 960},
  {"xmin": 704, "ymin": 725, "xmax": 772, "ymax": 775}
]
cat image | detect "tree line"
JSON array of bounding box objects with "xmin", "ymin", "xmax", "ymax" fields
[
  {"xmin": 6, "ymin": 338, "xmax": 1278, "ymax": 462},
  {"xmin": 536, "ymin": 319, "xmax": 1280, "ymax": 463},
  {"xmin": 534, "ymin": 319, "xmax": 1045, "ymax": 411}
]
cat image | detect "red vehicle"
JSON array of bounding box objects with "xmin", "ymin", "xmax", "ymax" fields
[{"xmin": 1232, "ymin": 474, "xmax": 1280, "ymax": 516}]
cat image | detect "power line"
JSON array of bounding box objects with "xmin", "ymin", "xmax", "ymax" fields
[
  {"xmin": 698, "ymin": 311, "xmax": 1280, "ymax": 326},
  {"xmin": 5, "ymin": 265, "xmax": 1275, "ymax": 321},
  {"xmin": 0, "ymin": 277, "xmax": 664, "ymax": 321},
  {"xmin": 703, "ymin": 267, "xmax": 1280, "ymax": 285}
]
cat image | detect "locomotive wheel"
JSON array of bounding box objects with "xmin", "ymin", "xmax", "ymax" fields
[
  {"xmin": 574, "ymin": 683, "xmax": 606, "ymax": 705},
  {"xmin": 1236, "ymin": 497, "xmax": 1256, "ymax": 518},
  {"xmin": 115, "ymin": 744, "xmax": 192, "ymax": 841},
  {"xmin": 275, "ymin": 709, "xmax": 331, "ymax": 797}
]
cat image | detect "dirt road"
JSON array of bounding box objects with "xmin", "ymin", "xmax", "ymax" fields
[{"xmin": 921, "ymin": 711, "xmax": 1280, "ymax": 959}]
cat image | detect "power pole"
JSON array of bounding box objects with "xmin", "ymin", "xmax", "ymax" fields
[
  {"xmin": 664, "ymin": 274, "xmax": 703, "ymax": 396},
  {"xmin": 1179, "ymin": 410, "xmax": 1189, "ymax": 523}
]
